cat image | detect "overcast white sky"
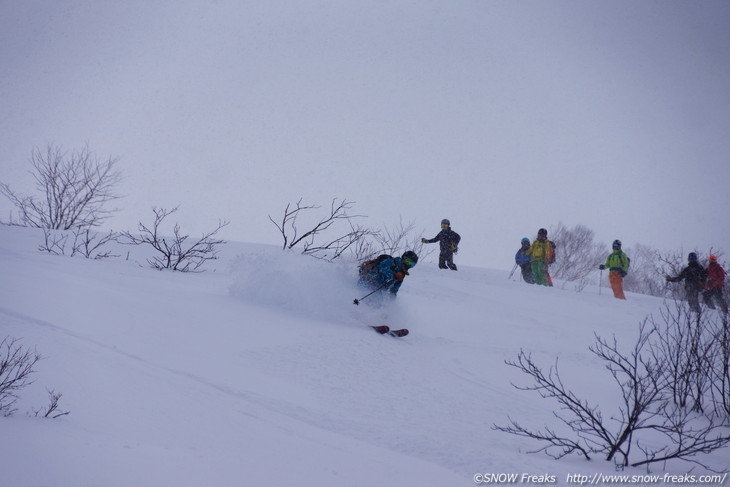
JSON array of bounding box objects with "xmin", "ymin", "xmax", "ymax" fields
[{"xmin": 2, "ymin": 0, "xmax": 729, "ymax": 270}]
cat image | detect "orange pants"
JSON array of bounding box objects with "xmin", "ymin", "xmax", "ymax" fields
[{"xmin": 609, "ymin": 271, "xmax": 626, "ymax": 300}]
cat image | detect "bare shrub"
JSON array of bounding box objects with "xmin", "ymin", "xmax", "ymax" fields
[
  {"xmin": 353, "ymin": 217, "xmax": 433, "ymax": 263},
  {"xmin": 0, "ymin": 144, "xmax": 122, "ymax": 229},
  {"xmin": 120, "ymin": 206, "xmax": 229, "ymax": 272},
  {"xmin": 269, "ymin": 198, "xmax": 374, "ymax": 261},
  {"xmin": 549, "ymin": 222, "xmax": 605, "ymax": 291},
  {"xmin": 39, "ymin": 227, "xmax": 118, "ymax": 259},
  {"xmin": 34, "ymin": 388, "xmax": 70, "ymax": 419},
  {"xmin": 0, "ymin": 337, "xmax": 41, "ymax": 416},
  {"xmin": 622, "ymin": 243, "xmax": 664, "ymax": 297},
  {"xmin": 494, "ymin": 313, "xmax": 730, "ymax": 470}
]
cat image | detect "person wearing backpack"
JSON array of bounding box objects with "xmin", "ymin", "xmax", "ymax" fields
[
  {"xmin": 515, "ymin": 237, "xmax": 534, "ymax": 284},
  {"xmin": 358, "ymin": 251, "xmax": 419, "ymax": 296},
  {"xmin": 703, "ymin": 255, "xmax": 728, "ymax": 314},
  {"xmin": 524, "ymin": 228, "xmax": 552, "ymax": 286},
  {"xmin": 599, "ymin": 239, "xmax": 630, "ymax": 300},
  {"xmin": 665, "ymin": 252, "xmax": 707, "ymax": 313},
  {"xmin": 421, "ymin": 219, "xmax": 461, "ymax": 270}
]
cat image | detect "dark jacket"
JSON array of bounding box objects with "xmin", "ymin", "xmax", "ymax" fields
[
  {"xmin": 424, "ymin": 228, "xmax": 461, "ymax": 253},
  {"xmin": 667, "ymin": 262, "xmax": 707, "ymax": 292}
]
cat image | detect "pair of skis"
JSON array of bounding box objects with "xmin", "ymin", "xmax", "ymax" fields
[{"xmin": 370, "ymin": 325, "xmax": 409, "ymax": 338}]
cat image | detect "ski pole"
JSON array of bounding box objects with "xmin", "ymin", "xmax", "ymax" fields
[
  {"xmin": 353, "ymin": 281, "xmax": 392, "ymax": 305},
  {"xmin": 508, "ymin": 263, "xmax": 518, "ymax": 280},
  {"xmin": 599, "ymin": 268, "xmax": 604, "ymax": 296}
]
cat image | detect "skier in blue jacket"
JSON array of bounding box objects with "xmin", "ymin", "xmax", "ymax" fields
[
  {"xmin": 515, "ymin": 237, "xmax": 534, "ymax": 284},
  {"xmin": 359, "ymin": 251, "xmax": 419, "ymax": 296}
]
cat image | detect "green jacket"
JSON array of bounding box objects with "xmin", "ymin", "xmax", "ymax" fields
[{"xmin": 605, "ymin": 250, "xmax": 629, "ymax": 273}]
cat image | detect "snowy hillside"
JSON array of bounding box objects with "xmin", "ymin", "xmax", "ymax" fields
[{"xmin": 1, "ymin": 225, "xmax": 727, "ymax": 487}]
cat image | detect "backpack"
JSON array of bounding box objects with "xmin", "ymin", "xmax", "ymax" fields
[
  {"xmin": 358, "ymin": 254, "xmax": 393, "ymax": 279},
  {"xmin": 547, "ymin": 240, "xmax": 556, "ymax": 265}
]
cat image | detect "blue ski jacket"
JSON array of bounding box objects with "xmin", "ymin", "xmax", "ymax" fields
[{"xmin": 362, "ymin": 256, "xmax": 409, "ymax": 295}]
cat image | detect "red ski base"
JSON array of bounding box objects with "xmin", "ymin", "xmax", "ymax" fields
[{"xmin": 370, "ymin": 325, "xmax": 409, "ymax": 337}]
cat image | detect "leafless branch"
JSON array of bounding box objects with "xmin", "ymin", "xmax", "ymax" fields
[
  {"xmin": 0, "ymin": 337, "xmax": 41, "ymax": 416},
  {"xmin": 0, "ymin": 144, "xmax": 122, "ymax": 229},
  {"xmin": 120, "ymin": 207, "xmax": 229, "ymax": 272},
  {"xmin": 268, "ymin": 198, "xmax": 374, "ymax": 261},
  {"xmin": 34, "ymin": 388, "xmax": 70, "ymax": 419}
]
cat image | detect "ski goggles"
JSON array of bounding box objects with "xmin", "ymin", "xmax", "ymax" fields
[{"xmin": 403, "ymin": 257, "xmax": 416, "ymax": 268}]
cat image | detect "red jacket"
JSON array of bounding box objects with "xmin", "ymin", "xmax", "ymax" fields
[{"xmin": 706, "ymin": 262, "xmax": 726, "ymax": 290}]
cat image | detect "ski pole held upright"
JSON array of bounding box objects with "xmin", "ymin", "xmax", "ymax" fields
[
  {"xmin": 599, "ymin": 267, "xmax": 604, "ymax": 296},
  {"xmin": 508, "ymin": 263, "xmax": 518, "ymax": 280}
]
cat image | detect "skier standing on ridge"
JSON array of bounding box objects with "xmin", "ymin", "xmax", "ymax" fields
[
  {"xmin": 524, "ymin": 228, "xmax": 552, "ymax": 286},
  {"xmin": 421, "ymin": 219, "xmax": 461, "ymax": 270},
  {"xmin": 515, "ymin": 237, "xmax": 534, "ymax": 284},
  {"xmin": 703, "ymin": 255, "xmax": 728, "ymax": 314},
  {"xmin": 665, "ymin": 252, "xmax": 707, "ymax": 314},
  {"xmin": 599, "ymin": 239, "xmax": 630, "ymax": 300}
]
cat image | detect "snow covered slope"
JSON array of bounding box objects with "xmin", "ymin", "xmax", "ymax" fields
[{"xmin": 0, "ymin": 225, "xmax": 726, "ymax": 486}]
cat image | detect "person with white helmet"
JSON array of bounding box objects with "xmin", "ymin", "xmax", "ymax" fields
[{"xmin": 421, "ymin": 218, "xmax": 461, "ymax": 270}]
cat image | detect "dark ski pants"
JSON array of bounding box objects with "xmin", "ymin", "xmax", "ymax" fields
[
  {"xmin": 439, "ymin": 250, "xmax": 457, "ymax": 270},
  {"xmin": 520, "ymin": 264, "xmax": 534, "ymax": 284},
  {"xmin": 686, "ymin": 290, "xmax": 702, "ymax": 314},
  {"xmin": 703, "ymin": 288, "xmax": 729, "ymax": 314}
]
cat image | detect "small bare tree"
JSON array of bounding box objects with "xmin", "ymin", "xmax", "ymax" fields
[
  {"xmin": 494, "ymin": 316, "xmax": 730, "ymax": 469},
  {"xmin": 622, "ymin": 243, "xmax": 664, "ymax": 297},
  {"xmin": 268, "ymin": 198, "xmax": 373, "ymax": 261},
  {"xmin": 549, "ymin": 222, "xmax": 605, "ymax": 291},
  {"xmin": 0, "ymin": 144, "xmax": 122, "ymax": 229},
  {"xmin": 120, "ymin": 206, "xmax": 229, "ymax": 272},
  {"xmin": 0, "ymin": 337, "xmax": 41, "ymax": 417},
  {"xmin": 351, "ymin": 217, "xmax": 434, "ymax": 265}
]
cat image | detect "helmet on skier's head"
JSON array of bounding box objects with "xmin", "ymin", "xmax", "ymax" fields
[
  {"xmin": 521, "ymin": 237, "xmax": 530, "ymax": 245},
  {"xmin": 688, "ymin": 252, "xmax": 698, "ymax": 262},
  {"xmin": 538, "ymin": 228, "xmax": 547, "ymax": 237},
  {"xmin": 613, "ymin": 239, "xmax": 622, "ymax": 249},
  {"xmin": 441, "ymin": 219, "xmax": 450, "ymax": 228},
  {"xmin": 709, "ymin": 255, "xmax": 718, "ymax": 262},
  {"xmin": 402, "ymin": 250, "xmax": 418, "ymax": 268}
]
